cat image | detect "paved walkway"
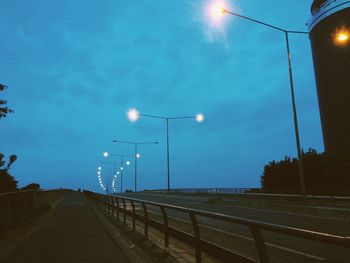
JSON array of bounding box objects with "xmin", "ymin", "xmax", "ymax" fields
[{"xmin": 1, "ymin": 193, "xmax": 128, "ymax": 263}]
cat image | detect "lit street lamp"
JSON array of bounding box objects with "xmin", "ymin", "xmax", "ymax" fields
[
  {"xmin": 334, "ymin": 28, "xmax": 350, "ymax": 46},
  {"xmin": 207, "ymin": 3, "xmax": 308, "ymax": 196},
  {"xmin": 112, "ymin": 140, "xmax": 158, "ymax": 192},
  {"xmin": 103, "ymin": 152, "xmax": 133, "ymax": 193},
  {"xmin": 127, "ymin": 109, "xmax": 204, "ymax": 193}
]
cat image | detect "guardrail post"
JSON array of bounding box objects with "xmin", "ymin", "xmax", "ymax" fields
[
  {"xmin": 105, "ymin": 196, "xmax": 109, "ymax": 213},
  {"xmin": 111, "ymin": 197, "xmax": 115, "ymax": 217},
  {"xmin": 116, "ymin": 197, "xmax": 120, "ymax": 221},
  {"xmin": 160, "ymin": 207, "xmax": 169, "ymax": 253},
  {"xmin": 141, "ymin": 202, "xmax": 149, "ymax": 239},
  {"xmin": 130, "ymin": 200, "xmax": 136, "ymax": 231},
  {"xmin": 107, "ymin": 196, "xmax": 111, "ymax": 214},
  {"xmin": 249, "ymin": 225, "xmax": 269, "ymax": 263},
  {"xmin": 189, "ymin": 211, "xmax": 202, "ymax": 263},
  {"xmin": 102, "ymin": 196, "xmax": 105, "ymax": 210},
  {"xmin": 99, "ymin": 195, "xmax": 102, "ymax": 208},
  {"xmin": 122, "ymin": 198, "xmax": 126, "ymax": 225}
]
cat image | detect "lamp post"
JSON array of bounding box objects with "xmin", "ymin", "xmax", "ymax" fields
[
  {"xmin": 112, "ymin": 140, "xmax": 158, "ymax": 192},
  {"xmin": 210, "ymin": 5, "xmax": 308, "ymax": 197},
  {"xmin": 103, "ymin": 152, "xmax": 133, "ymax": 193},
  {"xmin": 127, "ymin": 109, "xmax": 204, "ymax": 194}
]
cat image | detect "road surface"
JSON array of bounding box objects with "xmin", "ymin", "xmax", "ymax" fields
[
  {"xmin": 0, "ymin": 193, "xmax": 128, "ymax": 263},
  {"xmin": 119, "ymin": 192, "xmax": 350, "ymax": 263}
]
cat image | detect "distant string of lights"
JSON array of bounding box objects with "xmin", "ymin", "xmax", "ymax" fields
[
  {"xmin": 97, "ymin": 166, "xmax": 106, "ymax": 191},
  {"xmin": 98, "ymin": 151, "xmax": 134, "ymax": 193}
]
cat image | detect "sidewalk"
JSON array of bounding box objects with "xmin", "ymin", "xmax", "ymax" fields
[{"xmin": 0, "ymin": 193, "xmax": 129, "ymax": 263}]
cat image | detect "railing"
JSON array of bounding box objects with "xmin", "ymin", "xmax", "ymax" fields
[
  {"xmin": 84, "ymin": 191, "xmax": 350, "ymax": 263},
  {"xmin": 150, "ymin": 187, "xmax": 350, "ymax": 197},
  {"xmin": 0, "ymin": 189, "xmax": 72, "ymax": 233},
  {"xmin": 150, "ymin": 188, "xmax": 256, "ymax": 194}
]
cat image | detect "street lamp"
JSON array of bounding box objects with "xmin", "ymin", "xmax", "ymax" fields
[
  {"xmin": 334, "ymin": 28, "xmax": 350, "ymax": 46},
  {"xmin": 112, "ymin": 140, "xmax": 158, "ymax": 192},
  {"xmin": 103, "ymin": 152, "xmax": 133, "ymax": 193},
  {"xmin": 127, "ymin": 109, "xmax": 204, "ymax": 194},
  {"xmin": 208, "ymin": 4, "xmax": 308, "ymax": 196}
]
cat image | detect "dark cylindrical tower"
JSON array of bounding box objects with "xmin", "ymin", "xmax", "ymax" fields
[{"xmin": 308, "ymin": 0, "xmax": 350, "ymax": 158}]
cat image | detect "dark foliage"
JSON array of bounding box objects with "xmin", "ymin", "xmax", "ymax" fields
[
  {"xmin": 0, "ymin": 85, "xmax": 18, "ymax": 193},
  {"xmin": 261, "ymin": 148, "xmax": 350, "ymax": 195},
  {"xmin": 0, "ymin": 153, "xmax": 18, "ymax": 193},
  {"xmin": 21, "ymin": 183, "xmax": 41, "ymax": 191},
  {"xmin": 0, "ymin": 83, "xmax": 14, "ymax": 119}
]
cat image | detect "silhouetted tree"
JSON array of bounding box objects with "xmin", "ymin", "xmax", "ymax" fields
[
  {"xmin": 0, "ymin": 153, "xmax": 18, "ymax": 193},
  {"xmin": 261, "ymin": 148, "xmax": 350, "ymax": 195},
  {"xmin": 0, "ymin": 83, "xmax": 18, "ymax": 192},
  {"xmin": 0, "ymin": 83, "xmax": 14, "ymax": 119},
  {"xmin": 21, "ymin": 183, "xmax": 41, "ymax": 191}
]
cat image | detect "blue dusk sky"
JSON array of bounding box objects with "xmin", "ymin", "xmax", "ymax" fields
[{"xmin": 0, "ymin": 0, "xmax": 323, "ymax": 192}]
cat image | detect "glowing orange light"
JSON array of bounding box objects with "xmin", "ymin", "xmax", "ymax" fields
[
  {"xmin": 127, "ymin": 108, "xmax": 140, "ymax": 122},
  {"xmin": 334, "ymin": 28, "xmax": 350, "ymax": 45}
]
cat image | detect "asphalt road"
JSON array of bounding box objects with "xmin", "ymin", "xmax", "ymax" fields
[
  {"xmin": 0, "ymin": 193, "xmax": 128, "ymax": 263},
  {"xmin": 120, "ymin": 192, "xmax": 350, "ymax": 263}
]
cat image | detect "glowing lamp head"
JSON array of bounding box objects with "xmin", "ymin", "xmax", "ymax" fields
[
  {"xmin": 98, "ymin": 166, "xmax": 102, "ymax": 171},
  {"xmin": 98, "ymin": 171, "xmax": 101, "ymax": 175},
  {"xmin": 126, "ymin": 160, "xmax": 131, "ymax": 166},
  {"xmin": 117, "ymin": 171, "xmax": 120, "ymax": 175},
  {"xmin": 196, "ymin": 113, "xmax": 204, "ymax": 123},
  {"xmin": 136, "ymin": 153, "xmax": 141, "ymax": 159},
  {"xmin": 127, "ymin": 108, "xmax": 140, "ymax": 122},
  {"xmin": 334, "ymin": 28, "xmax": 350, "ymax": 45},
  {"xmin": 103, "ymin": 152, "xmax": 109, "ymax": 158},
  {"xmin": 208, "ymin": 1, "xmax": 227, "ymax": 22},
  {"xmin": 120, "ymin": 167, "xmax": 124, "ymax": 170}
]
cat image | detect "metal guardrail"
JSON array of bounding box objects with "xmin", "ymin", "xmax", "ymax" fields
[
  {"xmin": 151, "ymin": 188, "xmax": 256, "ymax": 194},
  {"xmin": 84, "ymin": 191, "xmax": 350, "ymax": 263},
  {"xmin": 0, "ymin": 189, "xmax": 72, "ymax": 233},
  {"xmin": 150, "ymin": 187, "xmax": 350, "ymax": 197}
]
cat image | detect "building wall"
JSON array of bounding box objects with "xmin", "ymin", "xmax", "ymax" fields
[{"xmin": 309, "ymin": 6, "xmax": 350, "ymax": 157}]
